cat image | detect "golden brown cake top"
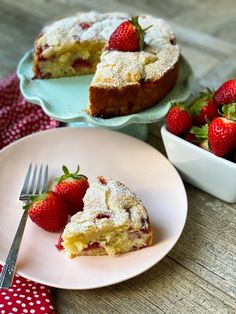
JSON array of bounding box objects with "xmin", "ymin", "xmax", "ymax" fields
[{"xmin": 62, "ymin": 177, "xmax": 151, "ymax": 238}]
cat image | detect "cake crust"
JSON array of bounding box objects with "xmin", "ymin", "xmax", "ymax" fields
[{"xmin": 89, "ymin": 59, "xmax": 179, "ymax": 117}]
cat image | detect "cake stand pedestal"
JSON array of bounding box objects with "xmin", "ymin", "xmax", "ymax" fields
[{"xmin": 67, "ymin": 122, "xmax": 148, "ymax": 141}]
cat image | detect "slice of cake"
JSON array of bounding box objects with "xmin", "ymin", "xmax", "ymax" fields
[
  {"xmin": 33, "ymin": 12, "xmax": 129, "ymax": 79},
  {"xmin": 62, "ymin": 177, "xmax": 153, "ymax": 257},
  {"xmin": 33, "ymin": 11, "xmax": 179, "ymax": 117}
]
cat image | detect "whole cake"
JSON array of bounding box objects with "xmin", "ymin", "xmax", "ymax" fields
[
  {"xmin": 33, "ymin": 11, "xmax": 179, "ymax": 117},
  {"xmin": 62, "ymin": 176, "xmax": 153, "ymax": 257}
]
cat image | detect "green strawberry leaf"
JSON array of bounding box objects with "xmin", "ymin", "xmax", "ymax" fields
[
  {"xmin": 23, "ymin": 193, "xmax": 47, "ymax": 211},
  {"xmin": 189, "ymin": 89, "xmax": 214, "ymax": 117},
  {"xmin": 222, "ymin": 103, "xmax": 236, "ymax": 120},
  {"xmin": 189, "ymin": 124, "xmax": 208, "ymax": 140},
  {"xmin": 189, "ymin": 99, "xmax": 206, "ymax": 116},
  {"xmin": 62, "ymin": 165, "xmax": 69, "ymax": 176},
  {"xmin": 74, "ymin": 165, "xmax": 80, "ymax": 175},
  {"xmin": 55, "ymin": 165, "xmax": 87, "ymax": 184},
  {"xmin": 170, "ymin": 102, "xmax": 187, "ymax": 111},
  {"xmin": 130, "ymin": 16, "xmax": 152, "ymax": 50}
]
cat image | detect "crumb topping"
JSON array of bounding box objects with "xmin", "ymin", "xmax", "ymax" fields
[{"xmin": 63, "ymin": 177, "xmax": 150, "ymax": 237}]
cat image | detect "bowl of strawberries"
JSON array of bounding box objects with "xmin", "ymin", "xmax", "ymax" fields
[{"xmin": 161, "ymin": 79, "xmax": 236, "ymax": 203}]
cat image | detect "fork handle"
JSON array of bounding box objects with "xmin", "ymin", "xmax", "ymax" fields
[{"xmin": 0, "ymin": 208, "xmax": 28, "ymax": 289}]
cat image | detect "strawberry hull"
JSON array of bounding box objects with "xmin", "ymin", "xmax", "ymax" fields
[{"xmin": 161, "ymin": 124, "xmax": 236, "ymax": 203}]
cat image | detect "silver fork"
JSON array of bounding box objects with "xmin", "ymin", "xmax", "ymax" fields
[{"xmin": 0, "ymin": 163, "xmax": 48, "ymax": 289}]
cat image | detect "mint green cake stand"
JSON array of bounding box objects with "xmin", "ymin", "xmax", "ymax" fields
[{"xmin": 17, "ymin": 50, "xmax": 193, "ymax": 140}]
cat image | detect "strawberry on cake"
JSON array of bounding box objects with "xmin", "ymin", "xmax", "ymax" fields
[
  {"xmin": 33, "ymin": 11, "xmax": 179, "ymax": 117},
  {"xmin": 62, "ymin": 176, "xmax": 153, "ymax": 257}
]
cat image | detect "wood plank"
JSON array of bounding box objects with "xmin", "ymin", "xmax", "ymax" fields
[
  {"xmin": 199, "ymin": 53, "xmax": 236, "ymax": 88},
  {"xmin": 53, "ymin": 282, "xmax": 164, "ymax": 314},
  {"xmin": 169, "ymin": 186, "xmax": 236, "ymax": 297},
  {"xmin": 52, "ymin": 288, "xmax": 120, "ymax": 314},
  {"xmin": 170, "ymin": 0, "xmax": 236, "ymax": 42},
  {"xmin": 0, "ymin": 1, "xmax": 43, "ymax": 77},
  {"xmin": 122, "ymin": 256, "xmax": 236, "ymax": 313},
  {"xmin": 54, "ymin": 255, "xmax": 236, "ymax": 314},
  {"xmin": 169, "ymin": 22, "xmax": 236, "ymax": 56}
]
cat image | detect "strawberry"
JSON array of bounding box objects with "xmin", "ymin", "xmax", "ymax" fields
[
  {"xmin": 208, "ymin": 117, "xmax": 236, "ymax": 156},
  {"xmin": 166, "ymin": 103, "xmax": 192, "ymax": 135},
  {"xmin": 189, "ymin": 90, "xmax": 219, "ymax": 125},
  {"xmin": 79, "ymin": 22, "xmax": 91, "ymax": 30},
  {"xmin": 27, "ymin": 191, "xmax": 68, "ymax": 232},
  {"xmin": 214, "ymin": 79, "xmax": 236, "ymax": 106},
  {"xmin": 72, "ymin": 58, "xmax": 91, "ymax": 69},
  {"xmin": 53, "ymin": 165, "xmax": 89, "ymax": 215},
  {"xmin": 208, "ymin": 103, "xmax": 236, "ymax": 157},
  {"xmin": 184, "ymin": 132, "xmax": 196, "ymax": 144},
  {"xmin": 108, "ymin": 16, "xmax": 152, "ymax": 52},
  {"xmin": 55, "ymin": 233, "xmax": 64, "ymax": 251}
]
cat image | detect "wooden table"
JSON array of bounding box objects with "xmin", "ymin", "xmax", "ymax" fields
[{"xmin": 0, "ymin": 1, "xmax": 236, "ymax": 313}]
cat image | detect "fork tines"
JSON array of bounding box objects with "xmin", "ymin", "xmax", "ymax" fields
[{"xmin": 19, "ymin": 164, "xmax": 48, "ymax": 201}]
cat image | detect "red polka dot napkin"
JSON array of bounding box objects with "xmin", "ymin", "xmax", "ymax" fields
[
  {"xmin": 0, "ymin": 266, "xmax": 55, "ymax": 314},
  {"xmin": 0, "ymin": 73, "xmax": 58, "ymax": 313},
  {"xmin": 0, "ymin": 73, "xmax": 59, "ymax": 149}
]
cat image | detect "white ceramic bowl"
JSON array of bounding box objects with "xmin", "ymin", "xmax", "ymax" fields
[{"xmin": 161, "ymin": 124, "xmax": 236, "ymax": 203}]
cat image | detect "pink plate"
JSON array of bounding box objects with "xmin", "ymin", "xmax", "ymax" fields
[{"xmin": 0, "ymin": 127, "xmax": 187, "ymax": 289}]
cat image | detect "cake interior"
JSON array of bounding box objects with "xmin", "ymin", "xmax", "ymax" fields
[
  {"xmin": 34, "ymin": 40, "xmax": 105, "ymax": 78},
  {"xmin": 63, "ymin": 225, "xmax": 152, "ymax": 257}
]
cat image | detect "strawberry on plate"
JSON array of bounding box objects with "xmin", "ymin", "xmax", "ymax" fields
[
  {"xmin": 27, "ymin": 191, "xmax": 68, "ymax": 232},
  {"xmin": 214, "ymin": 79, "xmax": 236, "ymax": 106},
  {"xmin": 108, "ymin": 16, "xmax": 152, "ymax": 52},
  {"xmin": 166, "ymin": 103, "xmax": 192, "ymax": 135},
  {"xmin": 189, "ymin": 90, "xmax": 219, "ymax": 125},
  {"xmin": 208, "ymin": 104, "xmax": 236, "ymax": 157},
  {"xmin": 53, "ymin": 165, "xmax": 89, "ymax": 215}
]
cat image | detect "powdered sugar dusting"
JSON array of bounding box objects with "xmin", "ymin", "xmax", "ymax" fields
[
  {"xmin": 140, "ymin": 15, "xmax": 176, "ymax": 48},
  {"xmin": 92, "ymin": 45, "xmax": 179, "ymax": 87},
  {"xmin": 35, "ymin": 11, "xmax": 179, "ymax": 87},
  {"xmin": 63, "ymin": 177, "xmax": 150, "ymax": 236},
  {"xmin": 38, "ymin": 11, "xmax": 129, "ymax": 47}
]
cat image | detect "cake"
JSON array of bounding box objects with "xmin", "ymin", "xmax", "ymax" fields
[
  {"xmin": 33, "ymin": 11, "xmax": 179, "ymax": 117},
  {"xmin": 62, "ymin": 176, "xmax": 153, "ymax": 257}
]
